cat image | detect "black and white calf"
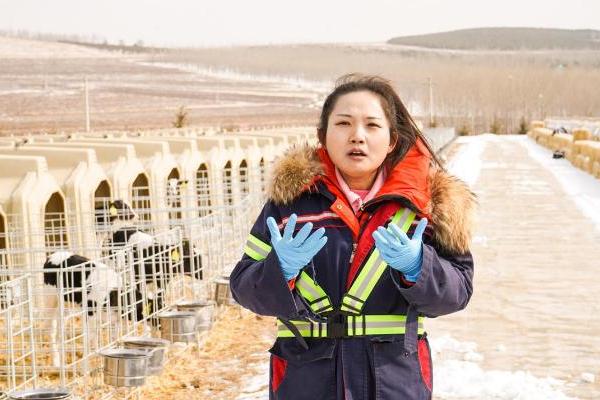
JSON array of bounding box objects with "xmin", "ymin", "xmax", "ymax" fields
[
  {"xmin": 95, "ymin": 200, "xmax": 138, "ymax": 246},
  {"xmin": 98, "ymin": 199, "xmax": 204, "ymax": 323},
  {"xmin": 42, "ymin": 251, "xmax": 123, "ymax": 367},
  {"xmin": 108, "ymin": 227, "xmax": 204, "ymax": 324},
  {"xmin": 166, "ymin": 179, "xmax": 189, "ymax": 205},
  {"xmin": 98, "ymin": 199, "xmax": 202, "ymax": 279},
  {"xmin": 108, "ymin": 227, "xmax": 176, "ymax": 324}
]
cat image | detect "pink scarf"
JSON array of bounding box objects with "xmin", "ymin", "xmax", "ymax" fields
[{"xmin": 335, "ymin": 167, "xmax": 386, "ymax": 214}]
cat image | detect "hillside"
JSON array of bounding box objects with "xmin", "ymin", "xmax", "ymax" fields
[{"xmin": 388, "ymin": 27, "xmax": 600, "ymax": 50}]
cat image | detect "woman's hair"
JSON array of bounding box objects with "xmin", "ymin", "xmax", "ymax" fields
[{"xmin": 317, "ymin": 74, "xmax": 442, "ymax": 169}]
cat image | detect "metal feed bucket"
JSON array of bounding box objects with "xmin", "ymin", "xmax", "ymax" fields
[
  {"xmin": 8, "ymin": 389, "xmax": 72, "ymax": 400},
  {"xmin": 214, "ymin": 276, "xmax": 235, "ymax": 305},
  {"xmin": 158, "ymin": 311, "xmax": 197, "ymax": 343},
  {"xmin": 121, "ymin": 337, "xmax": 170, "ymax": 375},
  {"xmin": 176, "ymin": 300, "xmax": 216, "ymax": 332},
  {"xmin": 99, "ymin": 348, "xmax": 151, "ymax": 387}
]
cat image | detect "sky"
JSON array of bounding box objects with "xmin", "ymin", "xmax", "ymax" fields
[{"xmin": 1, "ymin": 0, "xmax": 598, "ymax": 47}]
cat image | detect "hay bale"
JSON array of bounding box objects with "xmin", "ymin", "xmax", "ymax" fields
[
  {"xmin": 571, "ymin": 141, "xmax": 600, "ymax": 175},
  {"xmin": 531, "ymin": 120, "xmax": 545, "ymax": 129},
  {"xmin": 550, "ymin": 133, "xmax": 572, "ymax": 151},
  {"xmin": 583, "ymin": 158, "xmax": 593, "ymax": 173},
  {"xmin": 573, "ymin": 128, "xmax": 592, "ymax": 142},
  {"xmin": 534, "ymin": 128, "xmax": 553, "ymax": 147},
  {"xmin": 592, "ymin": 161, "xmax": 600, "ymax": 178},
  {"xmin": 588, "ymin": 142, "xmax": 600, "ymax": 175}
]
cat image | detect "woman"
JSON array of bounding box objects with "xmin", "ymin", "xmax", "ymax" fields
[{"xmin": 230, "ymin": 74, "xmax": 476, "ymax": 400}]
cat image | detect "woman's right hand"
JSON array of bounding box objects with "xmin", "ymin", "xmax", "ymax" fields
[{"xmin": 266, "ymin": 213, "xmax": 328, "ymax": 281}]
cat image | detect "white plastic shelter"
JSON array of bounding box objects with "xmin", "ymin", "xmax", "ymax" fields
[
  {"xmin": 0, "ymin": 155, "xmax": 66, "ymax": 270},
  {"xmin": 0, "ymin": 146, "xmax": 112, "ymax": 253},
  {"xmin": 0, "ymin": 203, "xmax": 7, "ymax": 264},
  {"xmin": 221, "ymin": 133, "xmax": 278, "ymax": 197},
  {"xmin": 136, "ymin": 136, "xmax": 214, "ymax": 221},
  {"xmin": 69, "ymin": 138, "xmax": 181, "ymax": 230},
  {"xmin": 195, "ymin": 136, "xmax": 247, "ymax": 207},
  {"xmin": 23, "ymin": 141, "xmax": 148, "ymax": 210}
]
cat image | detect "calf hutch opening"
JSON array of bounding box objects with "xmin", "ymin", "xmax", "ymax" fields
[
  {"xmin": 223, "ymin": 161, "xmax": 233, "ymax": 208},
  {"xmin": 259, "ymin": 158, "xmax": 266, "ymax": 194},
  {"xmin": 94, "ymin": 180, "xmax": 112, "ymax": 209},
  {"xmin": 0, "ymin": 212, "xmax": 6, "ymax": 253},
  {"xmin": 239, "ymin": 160, "xmax": 249, "ymax": 198},
  {"xmin": 132, "ymin": 173, "xmax": 152, "ymax": 223},
  {"xmin": 166, "ymin": 168, "xmax": 182, "ymax": 223},
  {"xmin": 0, "ymin": 210, "xmax": 7, "ymax": 272},
  {"xmin": 93, "ymin": 179, "xmax": 113, "ymax": 235},
  {"xmin": 44, "ymin": 192, "xmax": 68, "ymax": 252},
  {"xmin": 196, "ymin": 163, "xmax": 211, "ymax": 217}
]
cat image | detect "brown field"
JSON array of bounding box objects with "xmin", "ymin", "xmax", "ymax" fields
[
  {"xmin": 2, "ymin": 36, "xmax": 600, "ymax": 136},
  {"xmin": 0, "ymin": 37, "xmax": 320, "ymax": 135},
  {"xmin": 160, "ymin": 43, "xmax": 600, "ymax": 133}
]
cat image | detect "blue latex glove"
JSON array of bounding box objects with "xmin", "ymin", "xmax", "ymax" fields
[
  {"xmin": 372, "ymin": 218, "xmax": 428, "ymax": 282},
  {"xmin": 266, "ymin": 213, "xmax": 328, "ymax": 281}
]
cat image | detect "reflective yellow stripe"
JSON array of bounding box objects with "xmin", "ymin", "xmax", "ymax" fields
[
  {"xmin": 341, "ymin": 209, "xmax": 416, "ymax": 314},
  {"xmin": 248, "ymin": 234, "xmax": 272, "ymax": 252},
  {"xmin": 295, "ymin": 271, "xmax": 334, "ymax": 313},
  {"xmin": 244, "ymin": 234, "xmax": 272, "ymax": 261},
  {"xmin": 276, "ymin": 315, "xmax": 425, "ymax": 338}
]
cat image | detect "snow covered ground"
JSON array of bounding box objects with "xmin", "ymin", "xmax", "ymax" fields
[
  {"xmin": 515, "ymin": 135, "xmax": 600, "ymax": 233},
  {"xmin": 0, "ymin": 36, "xmax": 119, "ymax": 58},
  {"xmin": 430, "ymin": 335, "xmax": 575, "ymax": 400},
  {"xmin": 236, "ymin": 134, "xmax": 600, "ymax": 400}
]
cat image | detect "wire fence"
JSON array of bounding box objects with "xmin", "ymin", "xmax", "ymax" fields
[{"xmin": 0, "ymin": 162, "xmax": 267, "ymax": 399}]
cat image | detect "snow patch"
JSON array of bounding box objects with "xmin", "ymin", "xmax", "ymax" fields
[
  {"xmin": 430, "ymin": 335, "xmax": 575, "ymax": 400},
  {"xmin": 445, "ymin": 135, "xmax": 488, "ymax": 187},
  {"xmin": 516, "ymin": 136, "xmax": 600, "ymax": 233}
]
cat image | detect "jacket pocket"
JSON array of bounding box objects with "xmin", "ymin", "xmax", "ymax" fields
[
  {"xmin": 268, "ymin": 338, "xmax": 336, "ymax": 400},
  {"xmin": 270, "ymin": 354, "xmax": 287, "ymax": 393},
  {"xmin": 369, "ymin": 336, "xmax": 432, "ymax": 400},
  {"xmin": 417, "ymin": 336, "xmax": 433, "ymax": 392}
]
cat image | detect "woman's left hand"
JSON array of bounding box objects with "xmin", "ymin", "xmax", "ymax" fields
[{"xmin": 372, "ymin": 218, "xmax": 428, "ymax": 282}]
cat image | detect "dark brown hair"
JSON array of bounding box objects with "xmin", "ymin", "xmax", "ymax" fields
[{"xmin": 317, "ymin": 74, "xmax": 441, "ymax": 169}]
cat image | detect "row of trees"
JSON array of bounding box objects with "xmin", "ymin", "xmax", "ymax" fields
[{"xmin": 162, "ymin": 44, "xmax": 600, "ymax": 134}]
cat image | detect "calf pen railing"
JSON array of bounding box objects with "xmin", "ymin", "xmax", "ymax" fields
[
  {"xmin": 0, "ymin": 273, "xmax": 37, "ymax": 399},
  {"xmin": 0, "ymin": 189, "xmax": 264, "ymax": 399}
]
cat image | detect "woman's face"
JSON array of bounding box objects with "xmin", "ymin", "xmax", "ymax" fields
[{"xmin": 324, "ymin": 90, "xmax": 394, "ymax": 187}]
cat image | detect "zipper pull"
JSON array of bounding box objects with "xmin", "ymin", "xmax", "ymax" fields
[{"xmin": 349, "ymin": 242, "xmax": 357, "ymax": 263}]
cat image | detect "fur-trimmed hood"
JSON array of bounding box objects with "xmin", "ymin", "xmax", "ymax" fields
[{"xmin": 267, "ymin": 144, "xmax": 477, "ymax": 254}]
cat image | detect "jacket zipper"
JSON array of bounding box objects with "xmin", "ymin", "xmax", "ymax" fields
[{"xmin": 349, "ymin": 242, "xmax": 358, "ymax": 263}]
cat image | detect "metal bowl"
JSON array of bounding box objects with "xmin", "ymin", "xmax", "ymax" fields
[
  {"xmin": 158, "ymin": 311, "xmax": 197, "ymax": 343},
  {"xmin": 99, "ymin": 348, "xmax": 151, "ymax": 387},
  {"xmin": 175, "ymin": 300, "xmax": 216, "ymax": 331},
  {"xmin": 214, "ymin": 277, "xmax": 235, "ymax": 305},
  {"xmin": 121, "ymin": 336, "xmax": 170, "ymax": 375},
  {"xmin": 8, "ymin": 388, "xmax": 71, "ymax": 400}
]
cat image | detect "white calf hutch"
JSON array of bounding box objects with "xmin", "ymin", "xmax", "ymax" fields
[
  {"xmin": 70, "ymin": 138, "xmax": 181, "ymax": 231},
  {"xmin": 134, "ymin": 136, "xmax": 213, "ymax": 222},
  {"xmin": 193, "ymin": 137, "xmax": 243, "ymax": 209},
  {"xmin": 0, "ymin": 146, "xmax": 112, "ymax": 255},
  {"xmin": 223, "ymin": 133, "xmax": 274, "ymax": 198},
  {"xmin": 0, "ymin": 155, "xmax": 67, "ymax": 269},
  {"xmin": 0, "ymin": 128, "xmax": 306, "ymax": 399},
  {"xmin": 27, "ymin": 142, "xmax": 148, "ymax": 210}
]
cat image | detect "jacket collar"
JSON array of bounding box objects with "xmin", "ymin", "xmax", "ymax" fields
[
  {"xmin": 266, "ymin": 142, "xmax": 477, "ymax": 254},
  {"xmin": 315, "ymin": 140, "xmax": 431, "ymax": 216}
]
